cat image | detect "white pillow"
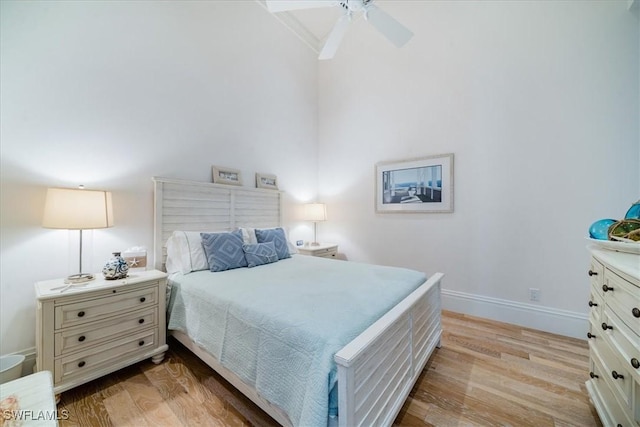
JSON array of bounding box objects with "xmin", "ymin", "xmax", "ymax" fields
[
  {"xmin": 166, "ymin": 230, "xmax": 219, "ymax": 274},
  {"xmin": 238, "ymin": 227, "xmax": 298, "ymax": 254}
]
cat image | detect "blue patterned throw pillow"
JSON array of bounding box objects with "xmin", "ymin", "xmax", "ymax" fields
[
  {"xmin": 255, "ymin": 227, "xmax": 291, "ymax": 260},
  {"xmin": 243, "ymin": 242, "xmax": 279, "ymax": 268},
  {"xmin": 200, "ymin": 230, "xmax": 247, "ymax": 272}
]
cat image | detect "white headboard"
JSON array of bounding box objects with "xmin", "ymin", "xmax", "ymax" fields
[{"xmin": 153, "ymin": 177, "xmax": 283, "ymax": 271}]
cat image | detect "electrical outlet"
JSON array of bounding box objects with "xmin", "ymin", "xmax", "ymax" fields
[{"xmin": 529, "ymin": 288, "xmax": 541, "ymax": 302}]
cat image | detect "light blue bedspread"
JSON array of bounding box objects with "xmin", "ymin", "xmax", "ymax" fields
[{"xmin": 167, "ymin": 255, "xmax": 426, "ymax": 427}]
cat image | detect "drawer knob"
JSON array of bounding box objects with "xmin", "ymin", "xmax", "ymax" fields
[
  {"xmin": 588, "ymin": 270, "xmax": 598, "ymax": 276},
  {"xmin": 588, "ymin": 301, "xmax": 598, "ymax": 307},
  {"xmin": 139, "ymin": 319, "xmax": 145, "ymax": 324},
  {"xmin": 78, "ymin": 361, "xmax": 85, "ymax": 368},
  {"xmin": 611, "ymin": 370, "xmax": 624, "ymax": 380},
  {"xmin": 602, "ymin": 284, "xmax": 614, "ymax": 292},
  {"xmin": 138, "ymin": 340, "xmax": 145, "ymax": 346},
  {"xmin": 78, "ymin": 335, "xmax": 86, "ymax": 342},
  {"xmin": 601, "ymin": 322, "xmax": 613, "ymax": 331},
  {"xmin": 77, "ymin": 311, "xmax": 85, "ymax": 317},
  {"xmin": 140, "ymin": 297, "xmax": 146, "ymax": 303},
  {"xmin": 631, "ymin": 358, "xmax": 640, "ymax": 369},
  {"xmin": 633, "ymin": 307, "xmax": 640, "ymax": 318},
  {"xmin": 589, "ymin": 371, "xmax": 598, "ymax": 379},
  {"xmin": 587, "ymin": 332, "xmax": 596, "ymax": 339}
]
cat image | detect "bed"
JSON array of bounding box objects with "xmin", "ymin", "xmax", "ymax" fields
[{"xmin": 153, "ymin": 177, "xmax": 443, "ymax": 427}]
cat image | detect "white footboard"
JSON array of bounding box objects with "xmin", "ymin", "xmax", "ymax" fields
[{"xmin": 334, "ymin": 273, "xmax": 443, "ymax": 427}]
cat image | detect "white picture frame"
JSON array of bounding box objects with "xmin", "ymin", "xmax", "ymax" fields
[
  {"xmin": 212, "ymin": 166, "xmax": 242, "ymax": 186},
  {"xmin": 376, "ymin": 153, "xmax": 454, "ymax": 213},
  {"xmin": 256, "ymin": 173, "xmax": 278, "ymax": 190}
]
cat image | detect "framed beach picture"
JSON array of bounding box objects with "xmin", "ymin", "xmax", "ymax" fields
[
  {"xmin": 256, "ymin": 173, "xmax": 278, "ymax": 190},
  {"xmin": 212, "ymin": 166, "xmax": 243, "ymax": 186},
  {"xmin": 375, "ymin": 153, "xmax": 454, "ymax": 213}
]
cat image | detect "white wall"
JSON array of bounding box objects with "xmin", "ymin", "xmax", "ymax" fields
[
  {"xmin": 318, "ymin": 1, "xmax": 640, "ymax": 338},
  {"xmin": 0, "ymin": 1, "xmax": 319, "ymax": 355}
]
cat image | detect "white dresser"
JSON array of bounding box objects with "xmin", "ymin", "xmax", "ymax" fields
[
  {"xmin": 35, "ymin": 270, "xmax": 168, "ymax": 397},
  {"xmin": 586, "ymin": 248, "xmax": 640, "ymax": 427}
]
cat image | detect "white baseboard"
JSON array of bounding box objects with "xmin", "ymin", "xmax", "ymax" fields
[{"xmin": 441, "ymin": 289, "xmax": 588, "ymax": 340}]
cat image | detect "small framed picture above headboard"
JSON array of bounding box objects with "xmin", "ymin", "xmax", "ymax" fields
[
  {"xmin": 256, "ymin": 173, "xmax": 278, "ymax": 190},
  {"xmin": 212, "ymin": 166, "xmax": 242, "ymax": 186}
]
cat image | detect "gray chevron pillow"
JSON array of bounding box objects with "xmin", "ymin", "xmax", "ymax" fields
[
  {"xmin": 243, "ymin": 242, "xmax": 279, "ymax": 268},
  {"xmin": 200, "ymin": 230, "xmax": 248, "ymax": 272},
  {"xmin": 255, "ymin": 227, "xmax": 291, "ymax": 260}
]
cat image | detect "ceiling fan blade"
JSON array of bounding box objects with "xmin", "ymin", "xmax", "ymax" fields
[
  {"xmin": 265, "ymin": 0, "xmax": 336, "ymax": 13},
  {"xmin": 318, "ymin": 13, "xmax": 351, "ymax": 60},
  {"xmin": 365, "ymin": 3, "xmax": 413, "ymax": 48}
]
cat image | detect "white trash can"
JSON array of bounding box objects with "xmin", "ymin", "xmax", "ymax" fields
[{"xmin": 0, "ymin": 354, "xmax": 25, "ymax": 384}]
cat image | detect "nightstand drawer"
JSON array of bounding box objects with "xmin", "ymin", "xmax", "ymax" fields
[
  {"xmin": 54, "ymin": 285, "xmax": 158, "ymax": 330},
  {"xmin": 55, "ymin": 328, "xmax": 157, "ymax": 385},
  {"xmin": 54, "ymin": 307, "xmax": 157, "ymax": 356},
  {"xmin": 317, "ymin": 249, "xmax": 337, "ymax": 258}
]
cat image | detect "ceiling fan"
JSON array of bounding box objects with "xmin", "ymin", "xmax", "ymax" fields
[{"xmin": 265, "ymin": 0, "xmax": 413, "ymax": 60}]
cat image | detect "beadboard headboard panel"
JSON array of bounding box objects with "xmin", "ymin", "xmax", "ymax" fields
[{"xmin": 153, "ymin": 177, "xmax": 283, "ymax": 271}]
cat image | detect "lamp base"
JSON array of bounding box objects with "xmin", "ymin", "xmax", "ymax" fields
[
  {"xmin": 64, "ymin": 273, "xmax": 95, "ymax": 284},
  {"xmin": 310, "ymin": 242, "xmax": 320, "ymax": 246}
]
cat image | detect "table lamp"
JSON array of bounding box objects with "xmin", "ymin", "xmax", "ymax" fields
[
  {"xmin": 303, "ymin": 203, "xmax": 326, "ymax": 246},
  {"xmin": 42, "ymin": 186, "xmax": 113, "ymax": 284}
]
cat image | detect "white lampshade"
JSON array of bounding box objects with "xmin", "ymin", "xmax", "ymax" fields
[
  {"xmin": 42, "ymin": 188, "xmax": 113, "ymax": 230},
  {"xmin": 303, "ymin": 203, "xmax": 327, "ymax": 222}
]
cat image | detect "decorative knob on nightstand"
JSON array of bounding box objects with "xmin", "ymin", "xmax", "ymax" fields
[
  {"xmin": 611, "ymin": 370, "xmax": 624, "ymax": 380},
  {"xmin": 587, "ymin": 332, "xmax": 596, "ymax": 339},
  {"xmin": 588, "ymin": 270, "xmax": 598, "ymax": 276},
  {"xmin": 588, "ymin": 301, "xmax": 598, "ymax": 307},
  {"xmin": 589, "ymin": 371, "xmax": 598, "ymax": 379},
  {"xmin": 602, "ymin": 284, "xmax": 614, "ymax": 292},
  {"xmin": 633, "ymin": 307, "xmax": 640, "ymax": 318},
  {"xmin": 631, "ymin": 358, "xmax": 640, "ymax": 369},
  {"xmin": 601, "ymin": 322, "xmax": 613, "ymax": 331}
]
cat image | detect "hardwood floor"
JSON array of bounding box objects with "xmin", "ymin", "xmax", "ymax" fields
[{"xmin": 57, "ymin": 311, "xmax": 601, "ymax": 427}]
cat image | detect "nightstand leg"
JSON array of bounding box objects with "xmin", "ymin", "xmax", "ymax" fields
[{"xmin": 151, "ymin": 352, "xmax": 165, "ymax": 364}]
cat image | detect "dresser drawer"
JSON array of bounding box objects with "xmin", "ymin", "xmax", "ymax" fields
[
  {"xmin": 602, "ymin": 307, "xmax": 640, "ymax": 384},
  {"xmin": 54, "ymin": 307, "xmax": 157, "ymax": 356},
  {"xmin": 54, "ymin": 328, "xmax": 157, "ymax": 385},
  {"xmin": 589, "ymin": 257, "xmax": 605, "ymax": 298},
  {"xmin": 54, "ymin": 285, "xmax": 158, "ymax": 330},
  {"xmin": 589, "ymin": 353, "xmax": 636, "ymax": 427},
  {"xmin": 603, "ymin": 269, "xmax": 640, "ymax": 333},
  {"xmin": 588, "ymin": 288, "xmax": 603, "ymax": 326},
  {"xmin": 593, "ymin": 327, "xmax": 633, "ymax": 411}
]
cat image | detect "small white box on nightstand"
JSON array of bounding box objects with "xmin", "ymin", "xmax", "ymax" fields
[{"xmin": 122, "ymin": 247, "xmax": 147, "ymax": 271}]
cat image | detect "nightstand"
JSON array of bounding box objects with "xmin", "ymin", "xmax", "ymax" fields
[
  {"xmin": 297, "ymin": 243, "xmax": 338, "ymax": 259},
  {"xmin": 34, "ymin": 270, "xmax": 168, "ymax": 397}
]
